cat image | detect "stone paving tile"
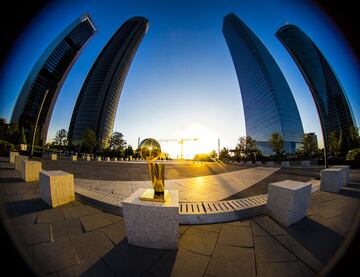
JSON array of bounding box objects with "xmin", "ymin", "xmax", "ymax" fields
[
  {"xmin": 83, "ymin": 204, "xmax": 103, "ymax": 214},
  {"xmin": 103, "ymin": 212, "xmax": 123, "ymax": 223},
  {"xmin": 227, "ymin": 219, "xmax": 251, "ymax": 226},
  {"xmin": 179, "ymin": 225, "xmax": 189, "ymax": 236},
  {"xmin": 37, "ymin": 208, "xmax": 65, "ymax": 223},
  {"xmin": 101, "ymin": 222, "xmax": 126, "ymax": 245},
  {"xmin": 62, "ymin": 205, "xmax": 92, "ymax": 219},
  {"xmin": 50, "ymin": 218, "xmax": 83, "ymax": 240},
  {"xmin": 298, "ymin": 260, "xmax": 317, "ymax": 277},
  {"xmin": 71, "ymin": 229, "xmax": 114, "ymax": 262},
  {"xmin": 318, "ymin": 207, "xmax": 344, "ymax": 219},
  {"xmin": 252, "ymin": 215, "xmax": 286, "ymax": 236},
  {"xmin": 80, "ymin": 213, "xmax": 113, "ymax": 232},
  {"xmin": 22, "ymin": 193, "xmax": 41, "ymax": 200},
  {"xmin": 11, "ymin": 212, "xmax": 38, "ymax": 226},
  {"xmin": 206, "ymin": 244, "xmax": 256, "ymax": 277},
  {"xmin": 102, "ymin": 240, "xmax": 163, "ymax": 276},
  {"xmin": 58, "ymin": 257, "xmax": 115, "ymax": 277},
  {"xmin": 254, "ymin": 236, "xmax": 297, "ymax": 263},
  {"xmin": 14, "ymin": 223, "xmax": 51, "ymax": 245},
  {"xmin": 147, "ymin": 250, "xmax": 178, "ymax": 277},
  {"xmin": 190, "ymin": 223, "xmax": 221, "ymax": 233},
  {"xmin": 159, "ymin": 248, "xmax": 210, "ymax": 277},
  {"xmin": 257, "ymin": 261, "xmax": 305, "ymax": 277},
  {"xmin": 33, "ymin": 239, "xmax": 79, "ymax": 274},
  {"xmin": 217, "ymin": 224, "xmax": 253, "ymax": 247},
  {"xmin": 179, "ymin": 227, "xmax": 219, "ymax": 256},
  {"xmin": 251, "ymin": 221, "xmax": 268, "ymax": 236}
]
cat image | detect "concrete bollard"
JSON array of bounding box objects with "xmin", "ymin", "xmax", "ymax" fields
[
  {"xmin": 9, "ymin": 151, "xmax": 19, "ymax": 164},
  {"xmin": 281, "ymin": 161, "xmax": 290, "ymax": 168},
  {"xmin": 301, "ymin": 160, "xmax": 310, "ymax": 168},
  {"xmin": 266, "ymin": 161, "xmax": 274, "ymax": 166},
  {"xmin": 333, "ymin": 165, "xmax": 350, "ymax": 185},
  {"xmin": 255, "ymin": 161, "xmax": 262, "ymax": 166},
  {"xmin": 71, "ymin": 155, "xmax": 77, "ymax": 161},
  {"xmin": 15, "ymin": 155, "xmax": 28, "ymax": 171},
  {"xmin": 320, "ymin": 168, "xmax": 344, "ymax": 193},
  {"xmin": 106, "ymin": 157, "xmax": 110, "ymax": 162},
  {"xmin": 246, "ymin": 161, "xmax": 252, "ymax": 165},
  {"xmin": 21, "ymin": 160, "xmax": 42, "ymax": 182}
]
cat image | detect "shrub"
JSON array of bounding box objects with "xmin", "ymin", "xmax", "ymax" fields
[
  {"xmin": 0, "ymin": 140, "xmax": 15, "ymax": 152},
  {"xmin": 346, "ymin": 148, "xmax": 360, "ymax": 161}
]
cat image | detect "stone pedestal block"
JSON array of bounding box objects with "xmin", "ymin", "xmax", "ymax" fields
[
  {"xmin": 86, "ymin": 156, "xmax": 91, "ymax": 161},
  {"xmin": 320, "ymin": 168, "xmax": 344, "ymax": 193},
  {"xmin": 123, "ymin": 188, "xmax": 179, "ymax": 249},
  {"xmin": 281, "ymin": 161, "xmax": 290, "ymax": 168},
  {"xmin": 246, "ymin": 161, "xmax": 252, "ymax": 165},
  {"xmin": 239, "ymin": 161, "xmax": 244, "ymax": 165},
  {"xmin": 333, "ymin": 165, "xmax": 350, "ymax": 185},
  {"xmin": 71, "ymin": 155, "xmax": 77, "ymax": 161},
  {"xmin": 113, "ymin": 158, "xmax": 118, "ymax": 162},
  {"xmin": 129, "ymin": 156, "xmax": 133, "ymax": 161},
  {"xmin": 106, "ymin": 157, "xmax": 110, "ymax": 162},
  {"xmin": 266, "ymin": 180, "xmax": 311, "ymax": 226},
  {"xmin": 15, "ymin": 155, "xmax": 28, "ymax": 171},
  {"xmin": 42, "ymin": 152, "xmax": 57, "ymax": 160},
  {"xmin": 266, "ymin": 161, "xmax": 274, "ymax": 166},
  {"xmin": 9, "ymin": 151, "xmax": 19, "ymax": 163},
  {"xmin": 301, "ymin": 160, "xmax": 310, "ymax": 168},
  {"xmin": 255, "ymin": 161, "xmax": 262, "ymax": 165},
  {"xmin": 120, "ymin": 158, "xmax": 124, "ymax": 161},
  {"xmin": 21, "ymin": 160, "xmax": 42, "ymax": 182},
  {"xmin": 97, "ymin": 157, "xmax": 101, "ymax": 161},
  {"xmin": 39, "ymin": 170, "xmax": 75, "ymax": 208}
]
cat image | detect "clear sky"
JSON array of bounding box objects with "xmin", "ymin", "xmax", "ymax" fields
[{"xmin": 0, "ymin": 0, "xmax": 359, "ymax": 158}]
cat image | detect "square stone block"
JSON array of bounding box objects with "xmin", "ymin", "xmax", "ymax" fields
[
  {"xmin": 266, "ymin": 161, "xmax": 274, "ymax": 166},
  {"xmin": 255, "ymin": 161, "xmax": 262, "ymax": 165},
  {"xmin": 129, "ymin": 156, "xmax": 133, "ymax": 161},
  {"xmin": 123, "ymin": 188, "xmax": 179, "ymax": 249},
  {"xmin": 333, "ymin": 165, "xmax": 350, "ymax": 185},
  {"xmin": 9, "ymin": 151, "xmax": 19, "ymax": 163},
  {"xmin": 320, "ymin": 168, "xmax": 344, "ymax": 193},
  {"xmin": 71, "ymin": 155, "xmax": 77, "ymax": 161},
  {"xmin": 42, "ymin": 152, "xmax": 57, "ymax": 160},
  {"xmin": 21, "ymin": 160, "xmax": 42, "ymax": 182},
  {"xmin": 301, "ymin": 160, "xmax": 310, "ymax": 168},
  {"xmin": 106, "ymin": 157, "xmax": 110, "ymax": 161},
  {"xmin": 86, "ymin": 156, "xmax": 91, "ymax": 161},
  {"xmin": 40, "ymin": 170, "xmax": 75, "ymax": 208},
  {"xmin": 239, "ymin": 161, "xmax": 244, "ymax": 165},
  {"xmin": 246, "ymin": 161, "xmax": 252, "ymax": 165},
  {"xmin": 266, "ymin": 180, "xmax": 311, "ymax": 226},
  {"xmin": 281, "ymin": 161, "xmax": 290, "ymax": 168},
  {"xmin": 96, "ymin": 157, "xmax": 101, "ymax": 161},
  {"xmin": 15, "ymin": 155, "xmax": 28, "ymax": 171},
  {"xmin": 120, "ymin": 158, "xmax": 124, "ymax": 161}
]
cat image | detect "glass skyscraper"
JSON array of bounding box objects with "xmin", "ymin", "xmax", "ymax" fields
[
  {"xmin": 11, "ymin": 14, "xmax": 96, "ymax": 146},
  {"xmin": 68, "ymin": 17, "xmax": 149, "ymax": 150},
  {"xmin": 276, "ymin": 24, "xmax": 355, "ymax": 151},
  {"xmin": 222, "ymin": 13, "xmax": 304, "ymax": 154}
]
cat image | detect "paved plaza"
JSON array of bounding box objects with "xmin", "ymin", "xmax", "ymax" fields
[{"xmin": 0, "ymin": 158, "xmax": 359, "ymax": 276}]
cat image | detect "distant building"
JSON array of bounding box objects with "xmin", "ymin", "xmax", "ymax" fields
[
  {"xmin": 11, "ymin": 14, "xmax": 96, "ymax": 146},
  {"xmin": 276, "ymin": 24, "xmax": 355, "ymax": 152},
  {"xmin": 68, "ymin": 17, "xmax": 149, "ymax": 150},
  {"xmin": 222, "ymin": 13, "xmax": 304, "ymax": 154},
  {"xmin": 305, "ymin": 132, "xmax": 318, "ymax": 149}
]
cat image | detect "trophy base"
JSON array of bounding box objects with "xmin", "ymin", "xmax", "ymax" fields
[{"xmin": 140, "ymin": 189, "xmax": 168, "ymax": 202}]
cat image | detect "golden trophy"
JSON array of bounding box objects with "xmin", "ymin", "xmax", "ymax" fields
[{"xmin": 139, "ymin": 138, "xmax": 168, "ymax": 202}]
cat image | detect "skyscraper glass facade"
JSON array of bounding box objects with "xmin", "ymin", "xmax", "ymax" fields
[
  {"xmin": 68, "ymin": 17, "xmax": 148, "ymax": 150},
  {"xmin": 222, "ymin": 13, "xmax": 304, "ymax": 154},
  {"xmin": 11, "ymin": 14, "xmax": 96, "ymax": 146},
  {"xmin": 276, "ymin": 24, "xmax": 355, "ymax": 149}
]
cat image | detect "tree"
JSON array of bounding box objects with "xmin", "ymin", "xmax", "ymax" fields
[
  {"xmin": 328, "ymin": 131, "xmax": 343, "ymax": 157},
  {"xmin": 6, "ymin": 122, "xmax": 20, "ymax": 144},
  {"xmin": 234, "ymin": 136, "xmax": 258, "ymax": 160},
  {"xmin": 269, "ymin": 132, "xmax": 285, "ymax": 159},
  {"xmin": 109, "ymin": 132, "xmax": 127, "ymax": 151},
  {"xmin": 20, "ymin": 127, "xmax": 27, "ymax": 145},
  {"xmin": 301, "ymin": 133, "xmax": 318, "ymax": 159},
  {"xmin": 124, "ymin": 145, "xmax": 134, "ymax": 157},
  {"xmin": 348, "ymin": 126, "xmax": 360, "ymax": 150},
  {"xmin": 81, "ymin": 129, "xmax": 97, "ymax": 154},
  {"xmin": 219, "ymin": 147, "xmax": 230, "ymax": 161},
  {"xmin": 209, "ymin": 150, "xmax": 218, "ymax": 160},
  {"xmin": 0, "ymin": 118, "xmax": 7, "ymax": 140},
  {"xmin": 54, "ymin": 129, "xmax": 68, "ymax": 154}
]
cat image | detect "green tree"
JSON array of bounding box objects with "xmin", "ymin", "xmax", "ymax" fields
[
  {"xmin": 328, "ymin": 131, "xmax": 343, "ymax": 157},
  {"xmin": 20, "ymin": 127, "xmax": 27, "ymax": 145},
  {"xmin": 125, "ymin": 145, "xmax": 134, "ymax": 157},
  {"xmin": 235, "ymin": 136, "xmax": 258, "ymax": 161},
  {"xmin": 219, "ymin": 147, "xmax": 230, "ymax": 161},
  {"xmin": 81, "ymin": 129, "xmax": 97, "ymax": 154},
  {"xmin": 301, "ymin": 133, "xmax": 318, "ymax": 159},
  {"xmin": 109, "ymin": 132, "xmax": 127, "ymax": 151},
  {"xmin": 6, "ymin": 122, "xmax": 20, "ymax": 144},
  {"xmin": 269, "ymin": 132, "xmax": 285, "ymax": 159},
  {"xmin": 209, "ymin": 150, "xmax": 218, "ymax": 160},
  {"xmin": 0, "ymin": 118, "xmax": 7, "ymax": 140},
  {"xmin": 54, "ymin": 129, "xmax": 68, "ymax": 153},
  {"xmin": 348, "ymin": 126, "xmax": 360, "ymax": 150}
]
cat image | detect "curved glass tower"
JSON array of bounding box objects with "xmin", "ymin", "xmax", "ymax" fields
[
  {"xmin": 222, "ymin": 13, "xmax": 304, "ymax": 154},
  {"xmin": 11, "ymin": 14, "xmax": 96, "ymax": 146},
  {"xmin": 276, "ymin": 24, "xmax": 355, "ymax": 151},
  {"xmin": 68, "ymin": 16, "xmax": 149, "ymax": 150}
]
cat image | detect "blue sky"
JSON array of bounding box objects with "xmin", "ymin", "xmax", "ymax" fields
[{"xmin": 0, "ymin": 0, "xmax": 359, "ymax": 158}]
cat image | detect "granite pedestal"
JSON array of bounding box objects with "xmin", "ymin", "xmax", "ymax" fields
[
  {"xmin": 15, "ymin": 155, "xmax": 28, "ymax": 171},
  {"xmin": 86, "ymin": 156, "xmax": 91, "ymax": 161},
  {"xmin": 106, "ymin": 157, "xmax": 110, "ymax": 162},
  {"xmin": 246, "ymin": 161, "xmax": 252, "ymax": 165},
  {"xmin": 21, "ymin": 160, "xmax": 42, "ymax": 182},
  {"xmin": 9, "ymin": 151, "xmax": 19, "ymax": 164},
  {"xmin": 39, "ymin": 170, "xmax": 75, "ymax": 208},
  {"xmin": 122, "ymin": 188, "xmax": 179, "ymax": 249},
  {"xmin": 71, "ymin": 155, "xmax": 77, "ymax": 161},
  {"xmin": 333, "ymin": 165, "xmax": 350, "ymax": 185},
  {"xmin": 97, "ymin": 157, "xmax": 101, "ymax": 161},
  {"xmin": 113, "ymin": 158, "xmax": 117, "ymax": 162},
  {"xmin": 320, "ymin": 168, "xmax": 343, "ymax": 193},
  {"xmin": 42, "ymin": 152, "xmax": 57, "ymax": 160},
  {"xmin": 239, "ymin": 161, "xmax": 244, "ymax": 165},
  {"xmin": 266, "ymin": 161, "xmax": 274, "ymax": 166},
  {"xmin": 266, "ymin": 180, "xmax": 311, "ymax": 226},
  {"xmin": 301, "ymin": 160, "xmax": 310, "ymax": 168},
  {"xmin": 281, "ymin": 161, "xmax": 290, "ymax": 168},
  {"xmin": 255, "ymin": 161, "xmax": 262, "ymax": 165}
]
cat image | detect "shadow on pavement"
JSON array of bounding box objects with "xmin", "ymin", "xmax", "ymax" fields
[
  {"xmin": 84, "ymin": 238, "xmax": 177, "ymax": 276},
  {"xmin": 0, "ymin": 177, "xmax": 23, "ymax": 183},
  {"xmin": 4, "ymin": 198, "xmax": 50, "ymax": 218}
]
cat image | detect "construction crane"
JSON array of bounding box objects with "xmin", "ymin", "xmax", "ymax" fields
[{"xmin": 158, "ymin": 138, "xmax": 199, "ymax": 159}]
